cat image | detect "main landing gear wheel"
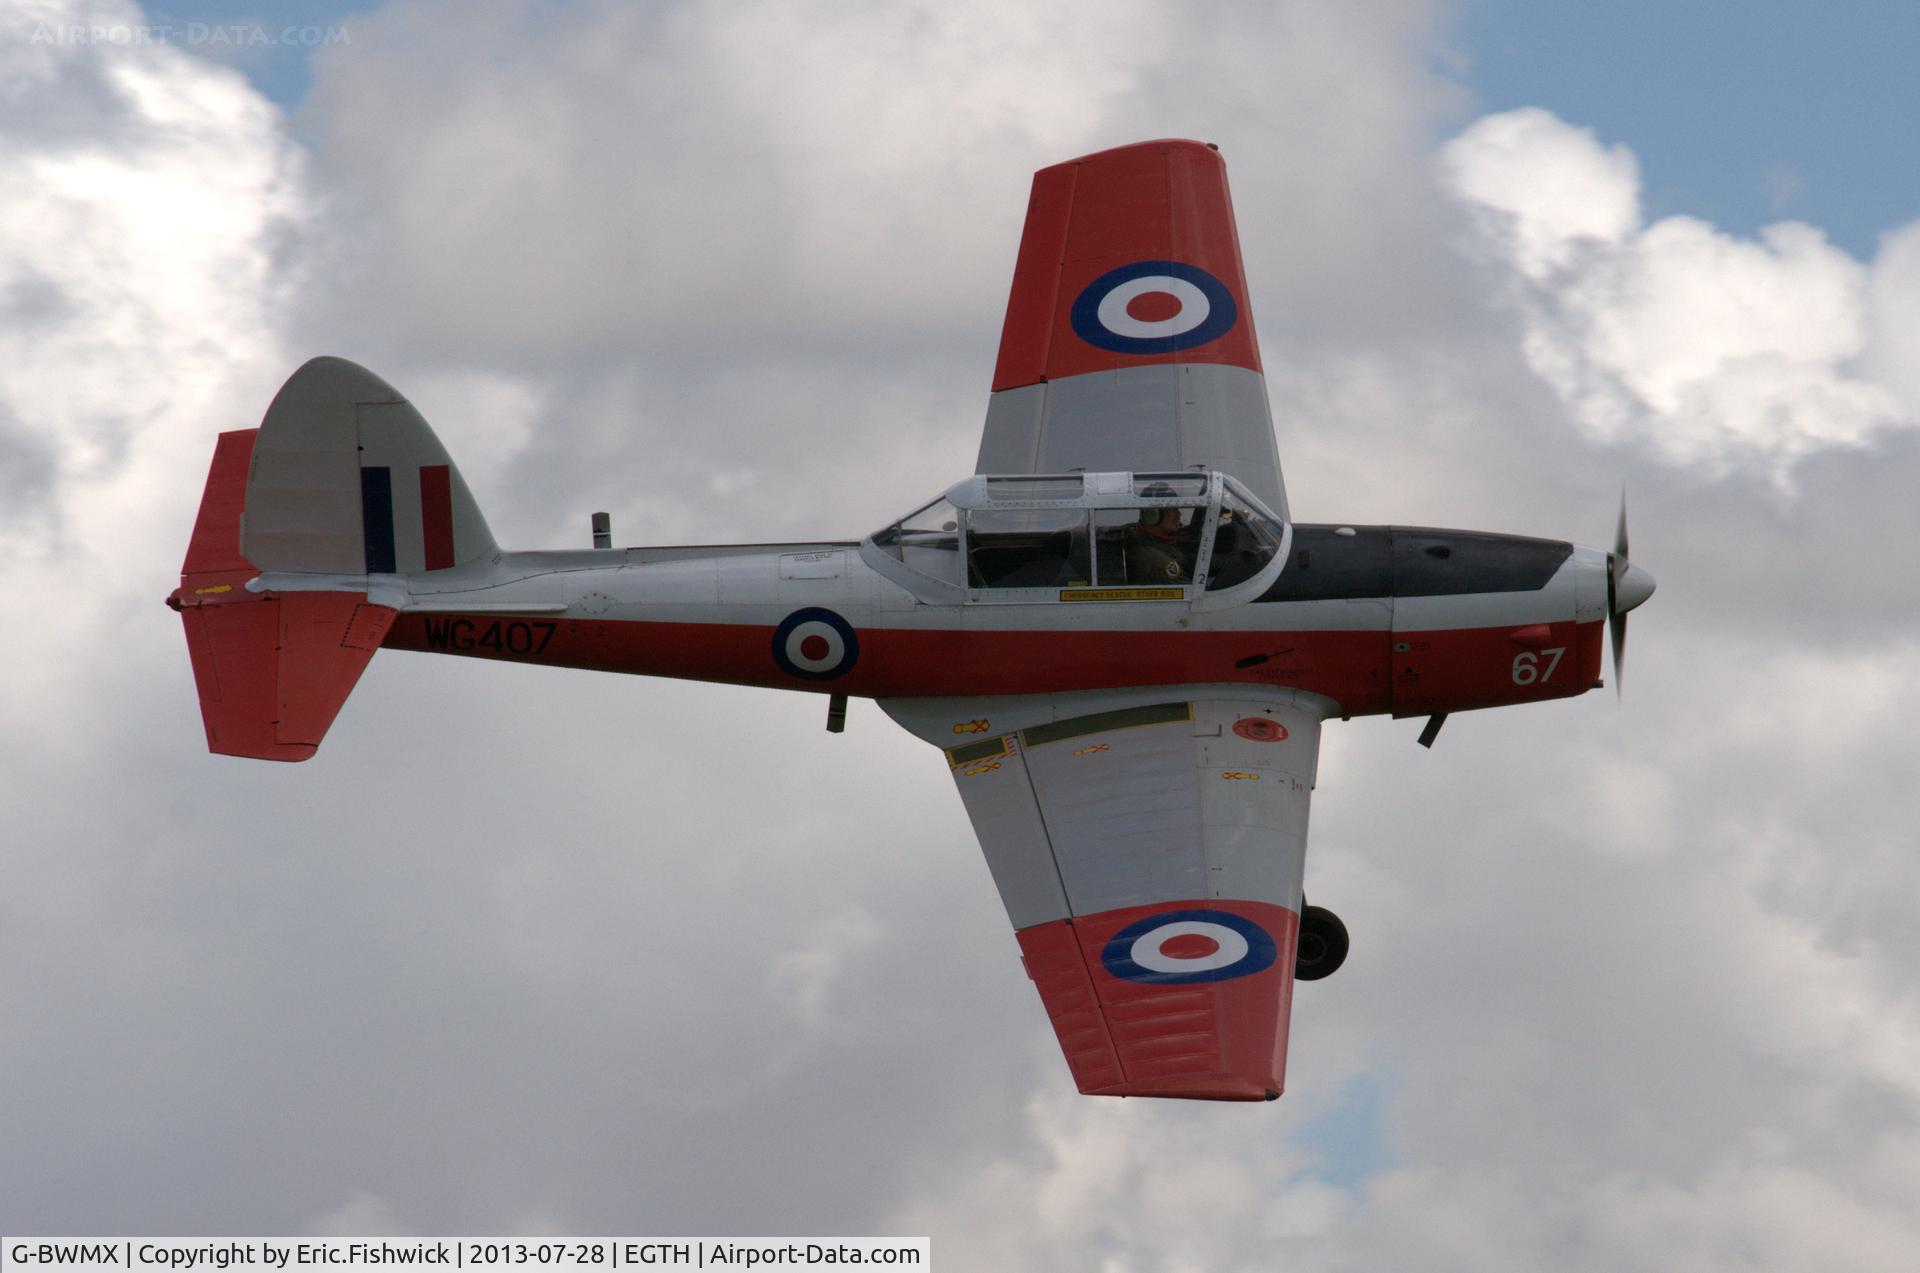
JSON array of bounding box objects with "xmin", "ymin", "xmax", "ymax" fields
[{"xmin": 1295, "ymin": 903, "xmax": 1349, "ymax": 981}]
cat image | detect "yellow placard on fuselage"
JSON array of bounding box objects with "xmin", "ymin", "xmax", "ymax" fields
[{"xmin": 1057, "ymin": 587, "xmax": 1185, "ymax": 602}]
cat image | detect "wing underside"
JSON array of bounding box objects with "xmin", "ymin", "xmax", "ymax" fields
[
  {"xmin": 940, "ymin": 694, "xmax": 1324, "ymax": 1100},
  {"xmin": 976, "ymin": 139, "xmax": 1288, "ymax": 518}
]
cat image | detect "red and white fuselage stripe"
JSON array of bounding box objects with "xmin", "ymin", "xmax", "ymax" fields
[{"xmin": 371, "ymin": 542, "xmax": 1608, "ymax": 718}]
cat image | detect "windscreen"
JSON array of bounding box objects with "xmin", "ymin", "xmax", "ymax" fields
[
  {"xmin": 871, "ymin": 496, "xmax": 963, "ymax": 586},
  {"xmin": 1206, "ymin": 480, "xmax": 1285, "ymax": 590}
]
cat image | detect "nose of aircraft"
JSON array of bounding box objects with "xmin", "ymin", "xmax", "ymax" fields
[{"xmin": 1614, "ymin": 561, "xmax": 1656, "ymax": 613}]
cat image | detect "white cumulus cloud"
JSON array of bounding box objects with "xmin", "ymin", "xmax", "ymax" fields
[
  {"xmin": 0, "ymin": 0, "xmax": 309, "ymax": 733},
  {"xmin": 1441, "ymin": 106, "xmax": 1915, "ymax": 482}
]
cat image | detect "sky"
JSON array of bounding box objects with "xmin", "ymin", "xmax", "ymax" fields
[{"xmin": 4, "ymin": 0, "xmax": 1920, "ymax": 1267}]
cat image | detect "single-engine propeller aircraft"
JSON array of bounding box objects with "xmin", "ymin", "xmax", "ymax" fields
[{"xmin": 169, "ymin": 140, "xmax": 1654, "ymax": 1101}]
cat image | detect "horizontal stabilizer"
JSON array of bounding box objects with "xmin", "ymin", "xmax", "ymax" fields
[{"xmin": 169, "ymin": 430, "xmax": 393, "ymax": 761}]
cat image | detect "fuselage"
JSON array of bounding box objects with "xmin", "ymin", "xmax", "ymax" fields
[{"xmin": 365, "ymin": 520, "xmax": 1610, "ymax": 719}]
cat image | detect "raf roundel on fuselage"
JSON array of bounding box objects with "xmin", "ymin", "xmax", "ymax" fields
[{"xmin": 772, "ymin": 607, "xmax": 860, "ymax": 681}]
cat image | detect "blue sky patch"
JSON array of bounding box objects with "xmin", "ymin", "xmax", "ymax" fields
[{"xmin": 1455, "ymin": 0, "xmax": 1920, "ymax": 257}]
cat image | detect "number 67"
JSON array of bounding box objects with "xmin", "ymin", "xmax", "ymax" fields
[{"xmin": 1512, "ymin": 647, "xmax": 1565, "ymax": 685}]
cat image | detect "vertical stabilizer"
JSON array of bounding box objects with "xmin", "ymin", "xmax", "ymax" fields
[{"xmin": 241, "ymin": 356, "xmax": 497, "ymax": 576}]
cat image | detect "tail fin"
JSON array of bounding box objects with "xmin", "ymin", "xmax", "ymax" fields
[
  {"xmin": 242, "ymin": 356, "xmax": 497, "ymax": 575},
  {"xmin": 168, "ymin": 356, "xmax": 482, "ymax": 761}
]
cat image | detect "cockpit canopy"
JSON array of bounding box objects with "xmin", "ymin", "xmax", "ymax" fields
[{"xmin": 866, "ymin": 471, "xmax": 1286, "ymax": 602}]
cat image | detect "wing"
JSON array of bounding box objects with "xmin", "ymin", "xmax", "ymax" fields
[
  {"xmin": 976, "ymin": 139, "xmax": 1289, "ymax": 519},
  {"xmin": 920, "ymin": 691, "xmax": 1322, "ymax": 1100}
]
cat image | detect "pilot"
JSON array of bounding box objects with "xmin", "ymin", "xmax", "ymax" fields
[{"xmin": 1127, "ymin": 504, "xmax": 1198, "ymax": 583}]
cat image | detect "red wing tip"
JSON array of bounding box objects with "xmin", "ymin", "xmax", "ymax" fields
[
  {"xmin": 1085, "ymin": 1076, "xmax": 1283, "ymax": 1102},
  {"xmin": 1039, "ymin": 138, "xmax": 1224, "ymax": 173},
  {"xmin": 211, "ymin": 741, "xmax": 319, "ymax": 763}
]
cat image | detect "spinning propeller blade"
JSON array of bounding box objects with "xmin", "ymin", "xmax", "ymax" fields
[{"xmin": 1606, "ymin": 489, "xmax": 1655, "ymax": 698}]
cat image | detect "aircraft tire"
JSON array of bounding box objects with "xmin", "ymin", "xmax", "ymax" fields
[{"xmin": 1295, "ymin": 904, "xmax": 1349, "ymax": 981}]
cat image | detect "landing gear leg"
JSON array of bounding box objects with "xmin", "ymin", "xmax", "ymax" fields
[{"xmin": 1295, "ymin": 900, "xmax": 1349, "ymax": 981}]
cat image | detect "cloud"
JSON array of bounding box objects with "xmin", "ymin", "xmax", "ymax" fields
[
  {"xmin": 305, "ymin": 1190, "xmax": 414, "ymax": 1236},
  {"xmin": 1440, "ymin": 106, "xmax": 1643, "ymax": 278},
  {"xmin": 0, "ymin": 0, "xmax": 309, "ymax": 731},
  {"xmin": 1440, "ymin": 107, "xmax": 1916, "ymax": 483},
  {"xmin": 891, "ymin": 1094, "xmax": 1351, "ymax": 1271},
  {"xmin": 0, "ymin": 0, "xmax": 308, "ymax": 442},
  {"xmin": 768, "ymin": 904, "xmax": 883, "ymax": 1030},
  {"xmin": 1865, "ymin": 219, "xmax": 1920, "ymax": 414}
]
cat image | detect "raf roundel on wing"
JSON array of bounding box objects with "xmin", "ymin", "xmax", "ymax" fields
[
  {"xmin": 1069, "ymin": 260, "xmax": 1240, "ymax": 355},
  {"xmin": 1100, "ymin": 908, "xmax": 1279, "ymax": 985}
]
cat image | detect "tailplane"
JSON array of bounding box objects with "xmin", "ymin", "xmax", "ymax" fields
[{"xmin": 167, "ymin": 357, "xmax": 491, "ymax": 760}]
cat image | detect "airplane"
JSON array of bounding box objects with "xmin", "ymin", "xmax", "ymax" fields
[{"xmin": 167, "ymin": 139, "xmax": 1655, "ymax": 1102}]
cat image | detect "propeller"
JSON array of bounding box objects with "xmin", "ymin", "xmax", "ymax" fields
[{"xmin": 1606, "ymin": 489, "xmax": 1656, "ymax": 697}]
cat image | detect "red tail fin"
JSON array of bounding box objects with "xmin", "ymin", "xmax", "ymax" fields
[{"xmin": 167, "ymin": 430, "xmax": 394, "ymax": 761}]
